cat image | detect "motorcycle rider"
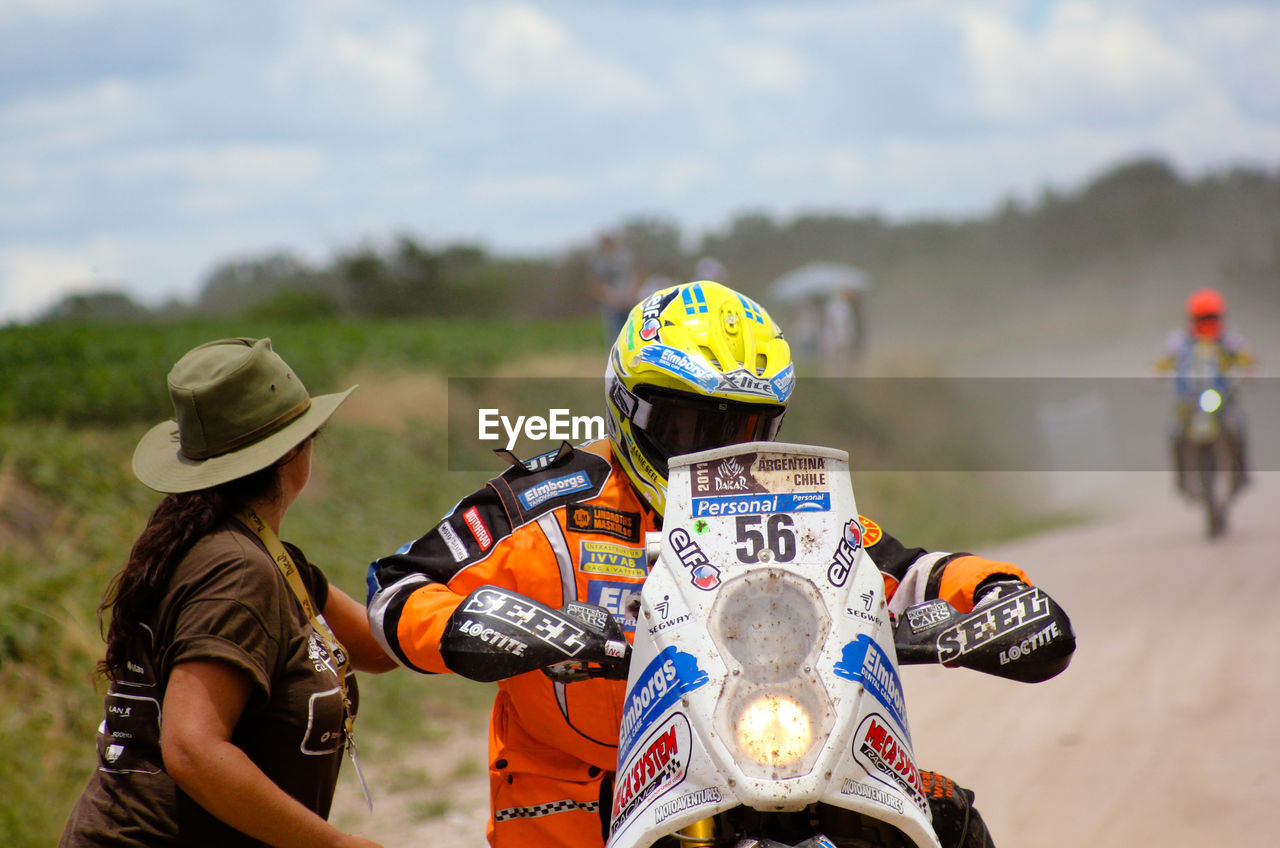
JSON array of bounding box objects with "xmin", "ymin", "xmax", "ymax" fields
[
  {"xmin": 1155, "ymin": 287, "xmax": 1254, "ymax": 495},
  {"xmin": 366, "ymin": 281, "xmax": 1044, "ymax": 848}
]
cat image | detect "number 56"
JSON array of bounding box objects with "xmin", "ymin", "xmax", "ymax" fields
[{"xmin": 735, "ymin": 514, "xmax": 796, "ymax": 563}]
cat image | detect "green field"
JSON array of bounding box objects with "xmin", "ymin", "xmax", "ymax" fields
[{"xmin": 0, "ymin": 317, "xmax": 1069, "ymax": 846}]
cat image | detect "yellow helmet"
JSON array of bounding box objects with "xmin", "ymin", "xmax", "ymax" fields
[{"xmin": 605, "ymin": 281, "xmax": 793, "ymax": 514}]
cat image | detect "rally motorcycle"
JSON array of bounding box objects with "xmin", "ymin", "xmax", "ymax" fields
[
  {"xmin": 504, "ymin": 445, "xmax": 1075, "ymax": 848},
  {"xmin": 536, "ymin": 442, "xmax": 1074, "ymax": 848},
  {"xmin": 1175, "ymin": 342, "xmax": 1240, "ymax": 539}
]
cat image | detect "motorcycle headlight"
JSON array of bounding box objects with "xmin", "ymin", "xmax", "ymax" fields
[
  {"xmin": 709, "ymin": 569, "xmax": 834, "ymax": 778},
  {"xmin": 1199, "ymin": 389, "xmax": 1223, "ymax": 413},
  {"xmin": 736, "ymin": 694, "xmax": 813, "ymax": 767}
]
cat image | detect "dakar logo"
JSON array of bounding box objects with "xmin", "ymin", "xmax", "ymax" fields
[
  {"xmin": 691, "ymin": 452, "xmax": 763, "ymax": 497},
  {"xmin": 714, "ymin": 456, "xmax": 751, "ymax": 491}
]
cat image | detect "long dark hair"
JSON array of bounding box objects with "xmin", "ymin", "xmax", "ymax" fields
[{"xmin": 97, "ymin": 463, "xmax": 284, "ymax": 681}]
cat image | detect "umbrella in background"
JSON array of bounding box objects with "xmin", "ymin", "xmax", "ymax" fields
[
  {"xmin": 768, "ymin": 261, "xmax": 870, "ymax": 361},
  {"xmin": 768, "ymin": 261, "xmax": 870, "ymax": 302}
]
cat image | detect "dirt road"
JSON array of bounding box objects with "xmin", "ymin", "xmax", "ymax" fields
[{"xmin": 907, "ymin": 470, "xmax": 1280, "ymax": 847}]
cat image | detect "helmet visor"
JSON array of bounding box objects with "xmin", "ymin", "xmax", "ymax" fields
[
  {"xmin": 1192, "ymin": 314, "xmax": 1221, "ymax": 338},
  {"xmin": 634, "ymin": 388, "xmax": 785, "ymax": 474}
]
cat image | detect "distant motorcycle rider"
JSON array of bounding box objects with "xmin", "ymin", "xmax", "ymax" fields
[
  {"xmin": 1155, "ymin": 287, "xmax": 1254, "ymax": 495},
  {"xmin": 366, "ymin": 281, "xmax": 1049, "ymax": 848}
]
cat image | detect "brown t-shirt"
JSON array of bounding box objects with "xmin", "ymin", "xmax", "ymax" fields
[{"xmin": 60, "ymin": 520, "xmax": 359, "ymax": 847}]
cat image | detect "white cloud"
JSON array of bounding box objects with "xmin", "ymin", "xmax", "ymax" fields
[
  {"xmin": 266, "ymin": 14, "xmax": 440, "ymax": 122},
  {"xmin": 0, "ymin": 240, "xmax": 129, "ymax": 323},
  {"xmin": 651, "ymin": 155, "xmax": 715, "ymax": 200},
  {"xmin": 0, "ymin": 161, "xmax": 77, "ymax": 228},
  {"xmin": 0, "ymin": 221, "xmax": 337, "ymax": 323},
  {"xmin": 1149, "ymin": 90, "xmax": 1280, "ymax": 168},
  {"xmin": 169, "ymin": 147, "xmax": 329, "ymax": 215},
  {"xmin": 720, "ymin": 42, "xmax": 809, "ymax": 94},
  {"xmin": 2, "ymin": 1, "xmax": 1279, "ymax": 324},
  {"xmin": 465, "ymin": 172, "xmax": 582, "ymax": 205},
  {"xmin": 459, "ymin": 2, "xmax": 660, "ymax": 110},
  {"xmin": 0, "ymin": 0, "xmax": 169, "ymax": 26},
  {"xmin": 961, "ymin": 3, "xmax": 1202, "ymax": 125},
  {"xmin": 335, "ymin": 30, "xmax": 432, "ymax": 100},
  {"xmin": 823, "ymin": 148, "xmax": 871, "ymax": 187},
  {"xmin": 110, "ymin": 144, "xmax": 322, "ymax": 180},
  {"xmin": 1169, "ymin": 6, "xmax": 1280, "ymax": 119},
  {"xmin": 0, "ymin": 79, "xmax": 154, "ymax": 150}
]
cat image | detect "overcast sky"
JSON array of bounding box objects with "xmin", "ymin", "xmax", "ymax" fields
[{"xmin": 2, "ymin": 0, "xmax": 1278, "ymax": 323}]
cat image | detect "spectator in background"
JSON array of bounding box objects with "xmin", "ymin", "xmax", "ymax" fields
[
  {"xmin": 820, "ymin": 288, "xmax": 865, "ymax": 360},
  {"xmin": 694, "ymin": 256, "xmax": 727, "ymax": 283},
  {"xmin": 587, "ymin": 232, "xmax": 639, "ymax": 343},
  {"xmin": 635, "ymin": 261, "xmax": 678, "ymax": 302}
]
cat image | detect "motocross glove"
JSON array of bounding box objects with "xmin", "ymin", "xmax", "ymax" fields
[
  {"xmin": 440, "ymin": 585, "xmax": 630, "ymax": 682},
  {"xmin": 920, "ymin": 771, "xmax": 996, "ymax": 848},
  {"xmin": 548, "ymin": 600, "xmax": 632, "ymax": 681},
  {"xmin": 972, "ymin": 575, "xmax": 1030, "ymax": 609}
]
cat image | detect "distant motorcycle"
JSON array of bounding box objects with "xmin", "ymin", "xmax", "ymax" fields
[
  {"xmin": 563, "ymin": 442, "xmax": 1074, "ymax": 848},
  {"xmin": 1175, "ymin": 342, "xmax": 1241, "ymax": 539}
]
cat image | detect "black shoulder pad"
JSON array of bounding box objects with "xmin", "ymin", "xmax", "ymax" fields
[
  {"xmin": 489, "ymin": 446, "xmax": 612, "ymax": 525},
  {"xmin": 371, "ymin": 486, "xmax": 514, "ymax": 589}
]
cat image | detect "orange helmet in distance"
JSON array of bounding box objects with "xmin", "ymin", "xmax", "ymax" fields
[{"xmin": 1186, "ymin": 288, "xmax": 1225, "ymax": 340}]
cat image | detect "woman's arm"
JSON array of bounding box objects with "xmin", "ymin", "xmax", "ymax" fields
[
  {"xmin": 325, "ymin": 586, "xmax": 397, "ymax": 673},
  {"xmin": 161, "ymin": 660, "xmax": 384, "ymax": 848}
]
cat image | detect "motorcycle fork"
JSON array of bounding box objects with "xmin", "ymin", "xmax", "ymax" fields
[{"xmin": 673, "ymin": 816, "xmax": 716, "ymax": 845}]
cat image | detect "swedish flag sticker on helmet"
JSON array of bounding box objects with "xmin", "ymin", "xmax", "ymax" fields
[{"xmin": 606, "ymin": 281, "xmax": 793, "ymax": 516}]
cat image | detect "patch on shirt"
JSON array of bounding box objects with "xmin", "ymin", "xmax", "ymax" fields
[
  {"xmin": 588, "ymin": 579, "xmax": 642, "ymax": 632},
  {"xmin": 438, "ymin": 521, "xmax": 468, "ymax": 563},
  {"xmin": 567, "ymin": 503, "xmax": 642, "ymax": 543},
  {"xmin": 98, "ymin": 691, "xmax": 162, "ymax": 774},
  {"xmin": 517, "ymin": 470, "xmax": 592, "ymax": 510},
  {"xmin": 463, "ymin": 506, "xmax": 494, "ymax": 551},
  {"xmin": 579, "ymin": 540, "xmax": 647, "ymax": 579}
]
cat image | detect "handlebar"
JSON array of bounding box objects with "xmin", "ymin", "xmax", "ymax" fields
[{"xmin": 542, "ymin": 657, "xmax": 630, "ymax": 682}]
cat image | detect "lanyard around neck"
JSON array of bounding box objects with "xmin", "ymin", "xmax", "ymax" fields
[{"xmin": 236, "ymin": 508, "xmax": 372, "ymax": 810}]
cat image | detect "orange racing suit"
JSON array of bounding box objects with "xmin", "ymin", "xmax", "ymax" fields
[{"xmin": 365, "ymin": 439, "xmax": 1029, "ymax": 848}]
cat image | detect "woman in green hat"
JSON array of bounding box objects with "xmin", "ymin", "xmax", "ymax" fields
[{"xmin": 61, "ymin": 338, "xmax": 394, "ymax": 848}]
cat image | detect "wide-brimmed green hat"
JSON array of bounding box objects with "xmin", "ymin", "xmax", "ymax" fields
[{"xmin": 132, "ymin": 337, "xmax": 355, "ymax": 493}]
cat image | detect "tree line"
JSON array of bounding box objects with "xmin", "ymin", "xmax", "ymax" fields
[{"xmin": 39, "ymin": 156, "xmax": 1280, "ymax": 324}]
